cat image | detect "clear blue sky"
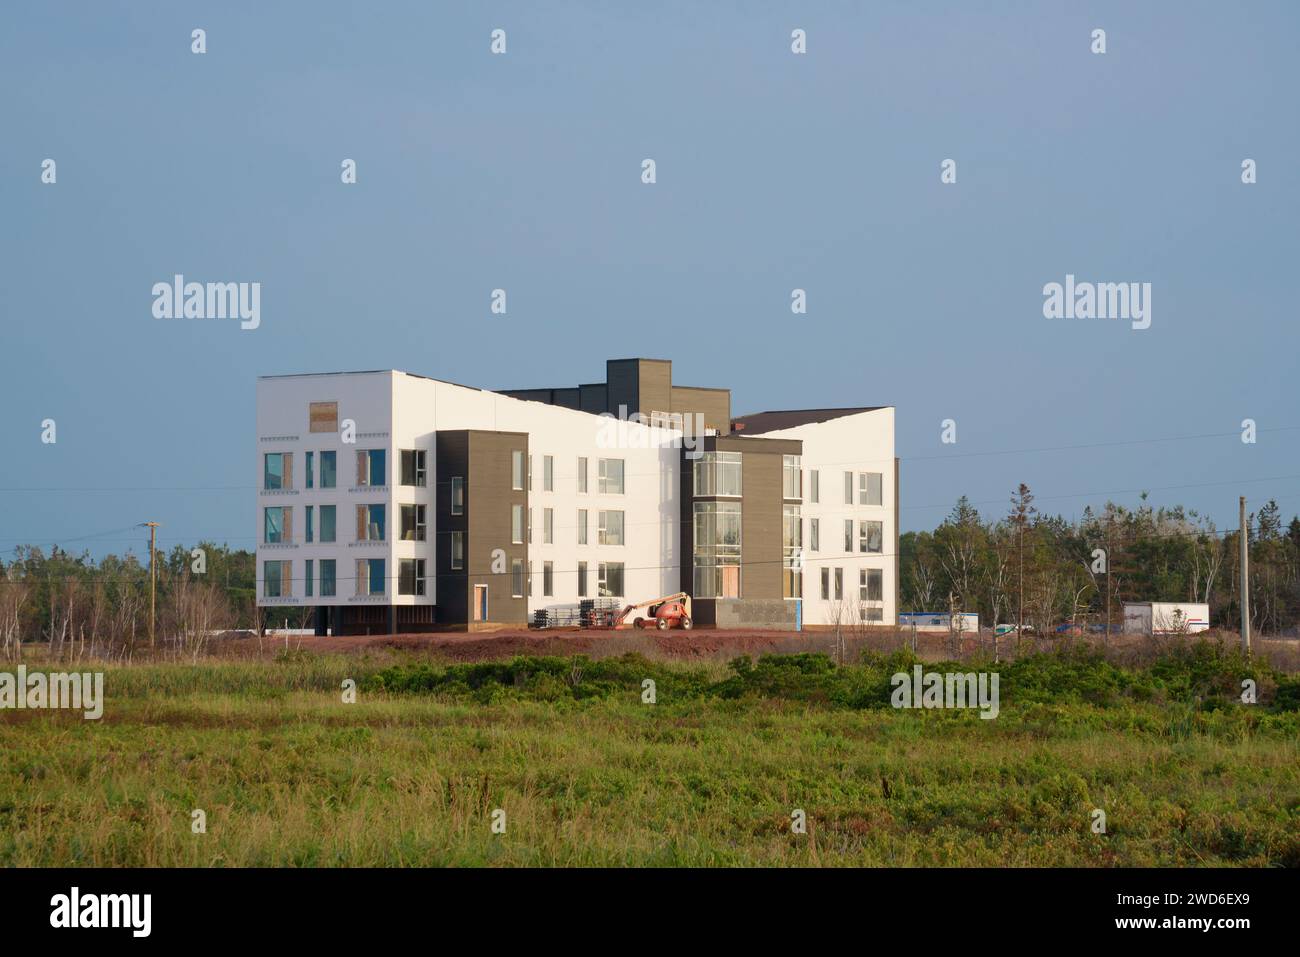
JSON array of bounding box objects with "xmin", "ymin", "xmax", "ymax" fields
[{"xmin": 2, "ymin": 1, "xmax": 1297, "ymax": 560}]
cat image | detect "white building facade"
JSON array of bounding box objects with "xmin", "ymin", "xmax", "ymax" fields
[
  {"xmin": 728, "ymin": 407, "xmax": 898, "ymax": 628},
  {"xmin": 256, "ymin": 359, "xmax": 896, "ymax": 633}
]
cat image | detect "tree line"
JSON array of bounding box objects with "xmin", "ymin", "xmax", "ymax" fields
[
  {"xmin": 901, "ymin": 486, "xmax": 1300, "ymax": 635},
  {"xmin": 0, "ymin": 542, "xmax": 309, "ymax": 660},
  {"xmin": 3, "ymin": 485, "xmax": 1299, "ymax": 658}
]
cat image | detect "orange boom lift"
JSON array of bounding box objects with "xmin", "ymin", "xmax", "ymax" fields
[{"xmin": 590, "ymin": 592, "xmax": 694, "ymax": 630}]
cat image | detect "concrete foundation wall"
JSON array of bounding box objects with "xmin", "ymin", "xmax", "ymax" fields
[{"xmin": 714, "ymin": 598, "xmax": 798, "ymax": 630}]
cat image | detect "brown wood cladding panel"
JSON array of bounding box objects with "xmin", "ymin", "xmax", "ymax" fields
[
  {"xmin": 435, "ymin": 431, "xmax": 470, "ymax": 625},
  {"xmin": 309, "ymin": 401, "xmax": 338, "ymax": 433},
  {"xmin": 741, "ymin": 450, "xmax": 783, "ymax": 600},
  {"xmin": 637, "ymin": 360, "xmax": 672, "ymax": 417},
  {"xmin": 467, "ymin": 431, "xmax": 529, "ymax": 624},
  {"xmin": 671, "ymin": 386, "xmax": 732, "ymax": 434}
]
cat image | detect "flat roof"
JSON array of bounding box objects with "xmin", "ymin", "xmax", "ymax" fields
[
  {"xmin": 259, "ymin": 370, "xmax": 393, "ymax": 379},
  {"xmin": 258, "ymin": 369, "xmax": 489, "ymax": 393},
  {"xmin": 730, "ymin": 407, "xmax": 890, "ymax": 434}
]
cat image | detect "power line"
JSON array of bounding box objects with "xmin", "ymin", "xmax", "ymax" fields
[
  {"xmin": 902, "ymin": 474, "xmax": 1300, "ymax": 512},
  {"xmin": 4, "ymin": 479, "xmax": 1298, "ymax": 550},
  {"xmin": 6, "ymin": 514, "xmax": 1292, "ymax": 589},
  {"xmin": 1, "ymin": 423, "xmax": 1297, "ymax": 494},
  {"xmin": 900, "ymin": 426, "xmax": 1300, "ymax": 462}
]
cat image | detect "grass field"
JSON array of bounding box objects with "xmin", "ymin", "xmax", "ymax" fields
[{"xmin": 2, "ymin": 644, "xmax": 1298, "ymax": 866}]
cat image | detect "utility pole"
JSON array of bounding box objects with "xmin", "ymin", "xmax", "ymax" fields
[
  {"xmin": 1239, "ymin": 497, "xmax": 1250, "ymax": 655},
  {"xmin": 141, "ymin": 522, "xmax": 160, "ymax": 648},
  {"xmin": 1017, "ymin": 526, "xmax": 1024, "ymax": 638},
  {"xmin": 1104, "ymin": 526, "xmax": 1112, "ymax": 647},
  {"xmin": 948, "ymin": 590, "xmax": 963, "ymax": 657}
]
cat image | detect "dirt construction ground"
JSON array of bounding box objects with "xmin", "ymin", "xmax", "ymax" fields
[
  {"xmin": 251, "ymin": 627, "xmax": 1299, "ymax": 667},
  {"xmin": 288, "ymin": 627, "xmax": 835, "ymax": 661}
]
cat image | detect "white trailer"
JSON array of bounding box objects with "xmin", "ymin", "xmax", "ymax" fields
[
  {"xmin": 1122, "ymin": 602, "xmax": 1211, "ymax": 635},
  {"xmin": 899, "ymin": 612, "xmax": 980, "ymax": 633}
]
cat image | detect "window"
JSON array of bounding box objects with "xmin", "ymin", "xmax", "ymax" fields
[
  {"xmin": 357, "ymin": 449, "xmax": 386, "ymax": 487},
  {"xmin": 400, "ymin": 449, "xmax": 427, "ymax": 487},
  {"xmin": 577, "ymin": 561, "xmax": 588, "ymax": 598},
  {"xmin": 783, "ymin": 505, "xmax": 802, "ymax": 598},
  {"xmin": 451, "ymin": 476, "xmax": 464, "ymax": 515},
  {"xmin": 860, "ymin": 606, "xmax": 884, "ymax": 623},
  {"xmin": 511, "ymin": 504, "xmax": 524, "ymax": 544},
  {"xmin": 264, "ymin": 506, "xmax": 290, "ymax": 544},
  {"xmin": 544, "ymin": 507, "xmax": 554, "ymax": 544},
  {"xmin": 399, "ymin": 558, "xmax": 426, "ymax": 596},
  {"xmin": 859, "ymin": 472, "xmax": 883, "ymax": 506},
  {"xmin": 320, "ymin": 505, "xmax": 336, "ymax": 543},
  {"xmin": 263, "ymin": 453, "xmax": 290, "ymax": 490},
  {"xmin": 511, "ymin": 560, "xmax": 524, "ymax": 598},
  {"xmin": 820, "ymin": 567, "xmax": 830, "ymax": 600},
  {"xmin": 844, "ymin": 471, "xmax": 853, "ymax": 505},
  {"xmin": 810, "ymin": 470, "xmax": 819, "ymax": 504},
  {"xmin": 860, "ymin": 568, "xmax": 883, "ymax": 602},
  {"xmin": 577, "ymin": 457, "xmax": 588, "ymax": 494},
  {"xmin": 309, "ymin": 401, "xmax": 338, "ymax": 433},
  {"xmin": 263, "ymin": 560, "xmax": 286, "ymax": 598},
  {"xmin": 528, "ymin": 507, "xmax": 533, "ymax": 544},
  {"xmin": 357, "ymin": 504, "xmax": 385, "ymax": 541},
  {"xmin": 305, "ymin": 559, "xmax": 314, "ymax": 598},
  {"xmin": 305, "ymin": 505, "xmax": 314, "ymax": 543},
  {"xmin": 598, "ymin": 562, "xmax": 625, "ymax": 597},
  {"xmin": 693, "ymin": 501, "xmax": 741, "ymax": 598},
  {"xmin": 305, "ymin": 451, "xmax": 314, "ymax": 489},
  {"xmin": 356, "ymin": 558, "xmax": 385, "ymax": 596},
  {"xmin": 844, "ymin": 519, "xmax": 853, "ymax": 553},
  {"xmin": 783, "ymin": 455, "xmax": 802, "ymax": 500},
  {"xmin": 598, "ymin": 510, "xmax": 625, "ymax": 546},
  {"xmin": 451, "ymin": 531, "xmax": 465, "ymax": 570},
  {"xmin": 543, "ymin": 561, "xmax": 554, "ymax": 597},
  {"xmin": 577, "ymin": 509, "xmax": 588, "ymax": 545},
  {"xmin": 544, "ymin": 455, "xmax": 554, "ymax": 491},
  {"xmin": 512, "ymin": 451, "xmax": 525, "ymax": 490},
  {"xmin": 528, "ymin": 562, "xmax": 533, "ymax": 596},
  {"xmin": 693, "ymin": 451, "xmax": 742, "ymax": 496},
  {"xmin": 320, "ymin": 451, "xmax": 337, "ymax": 488},
  {"xmin": 859, "ymin": 520, "xmax": 883, "ymax": 554},
  {"xmin": 834, "ymin": 567, "xmax": 844, "ymax": 601},
  {"xmin": 598, "ymin": 458, "xmax": 625, "ymax": 494},
  {"xmin": 810, "ymin": 517, "xmax": 819, "ymax": 552},
  {"xmin": 320, "ymin": 559, "xmax": 336, "ymax": 597},
  {"xmin": 400, "ymin": 504, "xmax": 426, "ymax": 542}
]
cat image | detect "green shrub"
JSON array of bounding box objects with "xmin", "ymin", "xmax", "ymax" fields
[{"xmin": 362, "ymin": 645, "xmax": 1296, "ymax": 724}]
